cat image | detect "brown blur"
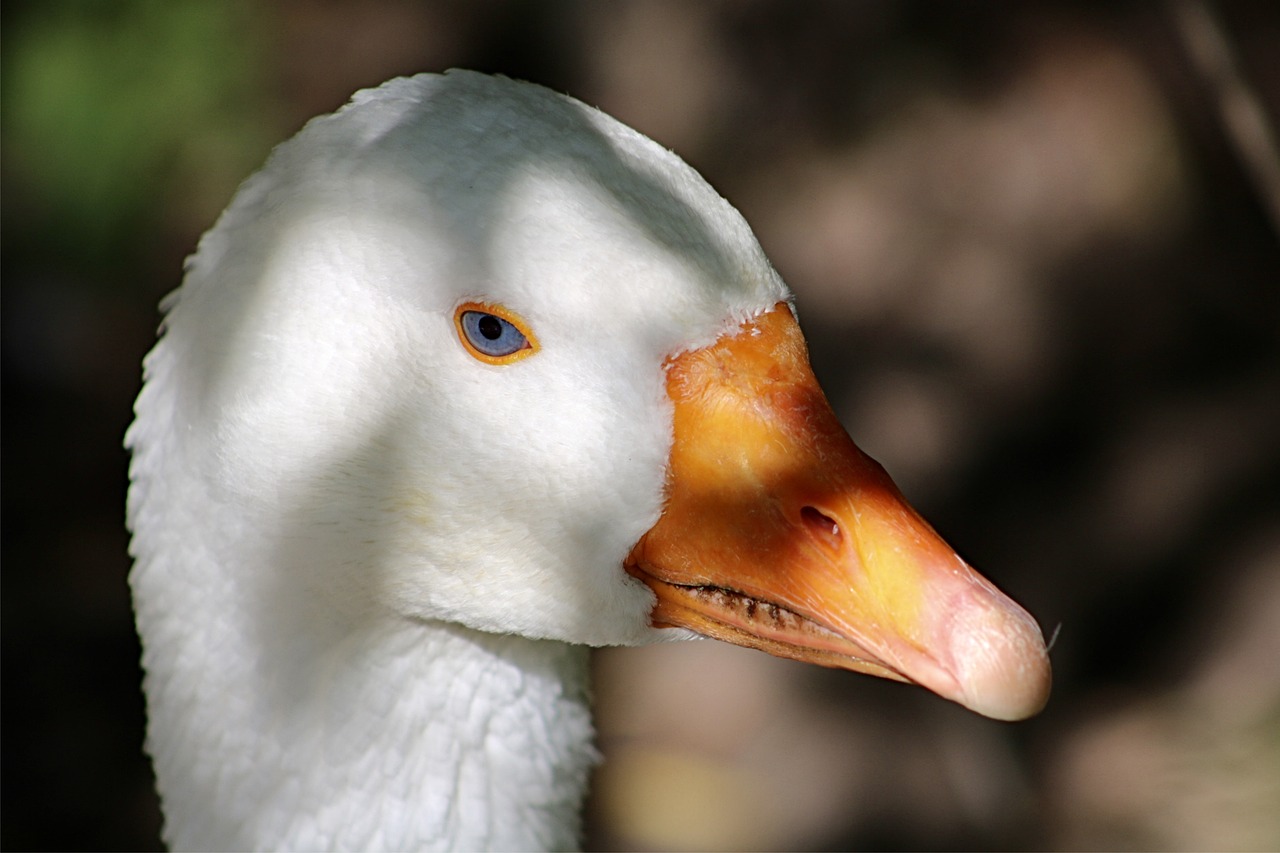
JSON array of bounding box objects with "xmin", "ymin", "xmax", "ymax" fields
[{"xmin": 3, "ymin": 1, "xmax": 1277, "ymax": 850}]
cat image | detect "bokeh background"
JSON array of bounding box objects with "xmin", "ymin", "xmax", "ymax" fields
[{"xmin": 3, "ymin": 1, "xmax": 1278, "ymax": 850}]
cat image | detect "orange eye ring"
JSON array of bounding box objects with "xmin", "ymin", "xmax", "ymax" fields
[{"xmin": 453, "ymin": 301, "xmax": 540, "ymax": 365}]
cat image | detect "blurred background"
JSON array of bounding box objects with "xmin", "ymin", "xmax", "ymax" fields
[{"xmin": 3, "ymin": 1, "xmax": 1278, "ymax": 849}]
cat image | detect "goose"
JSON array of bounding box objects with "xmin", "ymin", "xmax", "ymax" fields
[{"xmin": 126, "ymin": 69, "xmax": 1051, "ymax": 852}]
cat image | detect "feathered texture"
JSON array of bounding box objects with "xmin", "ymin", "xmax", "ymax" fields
[{"xmin": 127, "ymin": 70, "xmax": 787, "ymax": 850}]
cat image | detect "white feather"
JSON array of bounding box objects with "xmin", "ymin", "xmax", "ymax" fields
[{"xmin": 127, "ymin": 70, "xmax": 788, "ymax": 850}]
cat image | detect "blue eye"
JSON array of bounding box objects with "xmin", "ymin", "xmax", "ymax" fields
[{"xmin": 458, "ymin": 308, "xmax": 533, "ymax": 361}]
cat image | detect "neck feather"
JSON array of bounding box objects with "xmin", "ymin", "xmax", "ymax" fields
[{"xmin": 134, "ymin": 562, "xmax": 597, "ymax": 851}]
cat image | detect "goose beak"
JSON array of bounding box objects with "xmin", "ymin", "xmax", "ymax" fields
[{"xmin": 625, "ymin": 303, "xmax": 1050, "ymax": 721}]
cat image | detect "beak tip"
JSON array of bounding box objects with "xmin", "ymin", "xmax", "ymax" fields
[{"xmin": 949, "ymin": 601, "xmax": 1053, "ymax": 721}]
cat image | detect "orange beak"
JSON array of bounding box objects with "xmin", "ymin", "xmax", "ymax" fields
[{"xmin": 626, "ymin": 304, "xmax": 1051, "ymax": 721}]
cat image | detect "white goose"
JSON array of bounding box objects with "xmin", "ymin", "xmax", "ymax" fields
[{"xmin": 127, "ymin": 70, "xmax": 1050, "ymax": 851}]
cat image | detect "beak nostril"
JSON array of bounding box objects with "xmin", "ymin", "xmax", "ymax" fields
[{"xmin": 800, "ymin": 506, "xmax": 843, "ymax": 551}]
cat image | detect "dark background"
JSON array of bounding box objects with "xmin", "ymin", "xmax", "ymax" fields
[{"xmin": 3, "ymin": 1, "xmax": 1278, "ymax": 850}]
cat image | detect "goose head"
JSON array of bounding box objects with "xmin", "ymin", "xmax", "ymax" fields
[{"xmin": 128, "ymin": 69, "xmax": 1049, "ymax": 849}]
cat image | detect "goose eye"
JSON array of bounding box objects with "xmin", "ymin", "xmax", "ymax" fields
[{"xmin": 454, "ymin": 303, "xmax": 538, "ymax": 364}]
